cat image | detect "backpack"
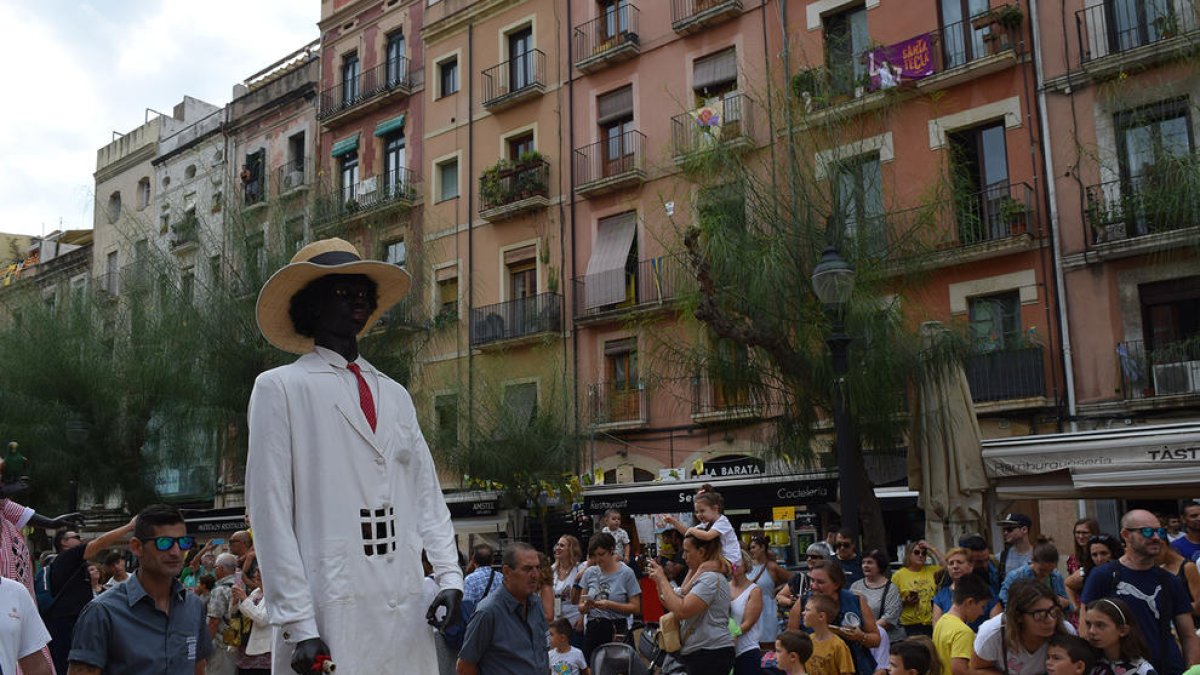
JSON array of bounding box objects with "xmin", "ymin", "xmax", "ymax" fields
[{"xmin": 442, "ymin": 568, "xmax": 495, "ymax": 650}]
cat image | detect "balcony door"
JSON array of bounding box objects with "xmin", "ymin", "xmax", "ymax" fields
[
  {"xmin": 508, "ymin": 27, "xmax": 533, "ymax": 92},
  {"xmin": 1116, "ymin": 100, "xmax": 1193, "ymax": 236},
  {"xmin": 386, "ymin": 32, "xmax": 406, "ymax": 87},
  {"xmin": 605, "ymin": 338, "xmax": 639, "ymax": 421},
  {"xmin": 823, "ymin": 4, "xmax": 869, "ymax": 96},
  {"xmin": 384, "ymin": 132, "xmax": 406, "ymax": 198},
  {"xmin": 832, "ymin": 153, "xmax": 885, "ymax": 258},
  {"xmin": 949, "ymin": 122, "xmax": 1009, "ymax": 243},
  {"xmin": 1140, "ymin": 277, "xmax": 1200, "ymax": 395},
  {"xmin": 341, "ymin": 53, "xmax": 360, "ymax": 105},
  {"xmin": 602, "ymin": 0, "xmax": 631, "ymax": 39},
  {"xmin": 1107, "ymin": 0, "xmax": 1176, "ymax": 53},
  {"xmin": 940, "ymin": 0, "xmax": 990, "ymax": 68}
]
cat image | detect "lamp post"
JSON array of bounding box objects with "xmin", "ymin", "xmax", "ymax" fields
[{"xmin": 811, "ymin": 246, "xmax": 858, "ymax": 538}]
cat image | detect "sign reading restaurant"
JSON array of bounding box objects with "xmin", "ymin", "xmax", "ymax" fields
[{"xmin": 582, "ymin": 477, "xmax": 837, "ymax": 515}]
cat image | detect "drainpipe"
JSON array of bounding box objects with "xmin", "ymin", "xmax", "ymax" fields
[
  {"xmin": 567, "ymin": 0, "xmax": 585, "ymax": 475},
  {"xmin": 1029, "ymin": 0, "xmax": 1079, "ymax": 430},
  {"xmin": 467, "ymin": 22, "xmax": 476, "ymax": 446}
]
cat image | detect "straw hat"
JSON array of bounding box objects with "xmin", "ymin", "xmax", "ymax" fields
[{"xmin": 256, "ymin": 238, "xmax": 411, "ymax": 354}]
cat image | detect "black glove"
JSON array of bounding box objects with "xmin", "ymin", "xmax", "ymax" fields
[
  {"xmin": 426, "ymin": 588, "xmax": 463, "ymax": 630},
  {"xmin": 48, "ymin": 512, "xmax": 84, "ymax": 529},
  {"xmin": 290, "ymin": 637, "xmax": 331, "ymax": 674}
]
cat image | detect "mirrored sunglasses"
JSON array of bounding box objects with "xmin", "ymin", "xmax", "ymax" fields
[{"xmin": 153, "ymin": 536, "xmax": 196, "ymax": 552}]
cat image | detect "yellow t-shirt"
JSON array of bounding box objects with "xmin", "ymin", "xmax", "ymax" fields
[
  {"xmin": 805, "ymin": 633, "xmax": 855, "ymax": 675},
  {"xmin": 892, "ymin": 565, "xmax": 942, "ymax": 627},
  {"xmin": 932, "ymin": 612, "xmax": 976, "ymax": 675}
]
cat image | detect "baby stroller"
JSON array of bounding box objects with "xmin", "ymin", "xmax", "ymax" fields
[
  {"xmin": 592, "ymin": 641, "xmax": 651, "ymax": 675},
  {"xmin": 635, "ymin": 625, "xmax": 685, "ymax": 675}
]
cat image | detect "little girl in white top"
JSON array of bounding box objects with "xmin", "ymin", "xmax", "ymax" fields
[{"xmin": 664, "ymin": 484, "xmax": 742, "ymax": 574}]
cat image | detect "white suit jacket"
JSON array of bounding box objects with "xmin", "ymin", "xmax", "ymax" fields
[{"xmin": 246, "ymin": 350, "xmax": 463, "ymax": 674}]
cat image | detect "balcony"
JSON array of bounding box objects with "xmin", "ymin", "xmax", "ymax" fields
[
  {"xmin": 1076, "ymin": 0, "xmax": 1199, "ymax": 77},
  {"xmin": 1118, "ymin": 338, "xmax": 1200, "ymax": 400},
  {"xmin": 671, "ymin": 0, "xmax": 742, "ymax": 34},
  {"xmin": 573, "ymin": 5, "xmax": 640, "ymax": 73},
  {"xmin": 671, "ymin": 92, "xmax": 755, "ymax": 163},
  {"xmin": 311, "ymin": 168, "xmax": 419, "ymax": 229},
  {"xmin": 964, "ymin": 346, "xmax": 1046, "ymax": 405},
  {"xmin": 691, "ymin": 375, "xmax": 763, "ymax": 424},
  {"xmin": 169, "ymin": 215, "xmax": 199, "ymax": 252},
  {"xmin": 1084, "ymin": 164, "xmax": 1200, "ymax": 256},
  {"xmin": 574, "ymin": 130, "xmax": 645, "ymax": 197},
  {"xmin": 573, "ymin": 256, "xmax": 687, "ymax": 322},
  {"xmin": 479, "ymin": 158, "xmax": 550, "ymax": 222},
  {"xmin": 469, "ymin": 292, "xmax": 563, "ymax": 348},
  {"xmin": 318, "ymin": 58, "xmax": 415, "ymax": 124},
  {"xmin": 274, "ymin": 157, "xmax": 312, "ymax": 196},
  {"xmin": 587, "ymin": 381, "xmax": 648, "ymax": 429},
  {"xmin": 482, "ymin": 50, "xmax": 545, "ymax": 112}
]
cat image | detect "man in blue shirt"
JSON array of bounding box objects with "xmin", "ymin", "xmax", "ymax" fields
[
  {"xmin": 457, "ymin": 542, "xmax": 549, "ymax": 675},
  {"xmin": 463, "ymin": 544, "xmax": 504, "ymax": 606},
  {"xmin": 998, "ymin": 541, "xmax": 1071, "ymax": 611},
  {"xmin": 1082, "ymin": 509, "xmax": 1199, "ymax": 675},
  {"xmin": 1171, "ymin": 502, "xmax": 1200, "ymax": 562},
  {"xmin": 67, "ymin": 504, "xmax": 212, "ymax": 675}
]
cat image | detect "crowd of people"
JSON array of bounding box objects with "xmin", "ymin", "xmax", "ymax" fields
[{"xmin": 449, "ymin": 490, "xmax": 1200, "ymax": 675}]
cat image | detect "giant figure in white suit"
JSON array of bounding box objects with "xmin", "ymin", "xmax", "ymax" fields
[{"xmin": 246, "ymin": 238, "xmax": 463, "ymax": 674}]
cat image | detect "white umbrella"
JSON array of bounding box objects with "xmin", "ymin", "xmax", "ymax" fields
[{"xmin": 907, "ymin": 322, "xmax": 990, "ymax": 551}]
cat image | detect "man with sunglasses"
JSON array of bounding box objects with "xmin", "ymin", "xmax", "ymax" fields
[
  {"xmin": 1171, "ymin": 502, "xmax": 1200, "ymax": 563},
  {"xmin": 997, "ymin": 512, "xmax": 1034, "ymax": 580},
  {"xmin": 45, "ymin": 517, "xmax": 135, "ymax": 673},
  {"xmin": 833, "ymin": 528, "xmax": 865, "ymax": 586},
  {"xmin": 67, "ymin": 504, "xmax": 212, "ymax": 675},
  {"xmin": 1081, "ymin": 509, "xmax": 1199, "ymax": 675}
]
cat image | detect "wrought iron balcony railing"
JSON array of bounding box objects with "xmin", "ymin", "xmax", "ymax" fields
[
  {"xmin": 318, "ymin": 57, "xmax": 415, "ymax": 121},
  {"xmin": 1118, "ymin": 338, "xmax": 1200, "ymax": 399},
  {"xmin": 964, "ymin": 346, "xmax": 1046, "ymax": 403},
  {"xmin": 670, "ymin": 0, "xmax": 742, "ymax": 33},
  {"xmin": 482, "ymin": 49, "xmax": 545, "ymax": 109},
  {"xmin": 573, "ymin": 4, "xmax": 640, "ymax": 71},
  {"xmin": 691, "ymin": 375, "xmax": 763, "ymax": 419},
  {"xmin": 479, "ymin": 158, "xmax": 550, "ymax": 215},
  {"xmin": 311, "ymin": 167, "xmax": 419, "ymax": 227},
  {"xmin": 469, "ymin": 292, "xmax": 563, "ymax": 347},
  {"xmin": 588, "ymin": 380, "xmax": 647, "ymax": 426},
  {"xmin": 573, "ymin": 130, "xmax": 645, "ymax": 194},
  {"xmin": 671, "ymin": 92, "xmax": 754, "ymax": 158},
  {"xmin": 1084, "ymin": 166, "xmax": 1200, "ymax": 247},
  {"xmin": 572, "ymin": 256, "xmax": 687, "ymax": 319},
  {"xmin": 1077, "ymin": 0, "xmax": 1199, "ymax": 63},
  {"xmin": 274, "ymin": 156, "xmax": 312, "ymax": 195}
]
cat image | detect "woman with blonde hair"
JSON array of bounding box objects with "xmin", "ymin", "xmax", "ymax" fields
[
  {"xmin": 930, "ymin": 547, "xmax": 998, "ymax": 630},
  {"xmin": 551, "ymin": 534, "xmax": 586, "ymax": 647}
]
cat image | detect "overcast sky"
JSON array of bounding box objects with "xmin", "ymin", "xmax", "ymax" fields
[{"xmin": 0, "ymin": 1, "xmax": 319, "ymax": 237}]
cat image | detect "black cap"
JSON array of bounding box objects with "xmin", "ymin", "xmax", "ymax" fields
[{"xmin": 998, "ymin": 513, "xmax": 1033, "ymax": 528}]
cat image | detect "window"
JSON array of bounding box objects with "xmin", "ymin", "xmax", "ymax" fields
[
  {"xmin": 824, "ymin": 4, "xmax": 870, "ymax": 96},
  {"xmin": 437, "ymin": 158, "xmax": 459, "ymax": 201},
  {"xmin": 342, "ymin": 53, "xmax": 361, "ymax": 105},
  {"xmin": 697, "ymin": 182, "xmax": 745, "ymax": 229},
  {"xmin": 341, "ymin": 151, "xmax": 360, "ymax": 203},
  {"xmin": 507, "ymin": 26, "xmax": 533, "ymax": 91},
  {"xmin": 692, "ymin": 48, "xmax": 738, "ymax": 102},
  {"xmin": 949, "ymin": 122, "xmax": 1009, "ymax": 243},
  {"xmin": 107, "ymin": 192, "xmax": 122, "ymax": 223},
  {"xmin": 968, "ymin": 291, "xmax": 1021, "ymax": 352},
  {"xmin": 1140, "ymin": 276, "xmax": 1200, "ymax": 352},
  {"xmin": 137, "ymin": 177, "xmax": 151, "ymax": 210},
  {"xmin": 503, "ymin": 382, "xmax": 538, "ymax": 426},
  {"xmin": 597, "ymin": 86, "xmax": 635, "ymax": 177},
  {"xmin": 386, "ymin": 31, "xmax": 407, "ymax": 86},
  {"xmin": 1116, "ymin": 99, "xmax": 1194, "ymax": 237},
  {"xmin": 439, "ymin": 56, "xmax": 459, "ymax": 97},
  {"xmin": 1107, "ymin": 0, "xmax": 1180, "ymax": 53},
  {"xmin": 287, "ymin": 132, "xmax": 306, "ymax": 175},
  {"xmin": 181, "ymin": 267, "xmax": 195, "ymax": 304},
  {"xmin": 384, "ymin": 239, "xmax": 406, "ymax": 267},
  {"xmin": 105, "ymin": 251, "xmax": 119, "ymax": 294},
  {"xmin": 601, "ymin": 0, "xmax": 631, "ymax": 38},
  {"xmin": 209, "ymin": 255, "xmax": 222, "ymax": 289},
  {"xmin": 437, "ymin": 273, "xmax": 459, "ymax": 318},
  {"xmin": 832, "ymin": 154, "xmax": 884, "ymax": 257},
  {"xmin": 507, "ymin": 247, "xmax": 538, "ymax": 300},
  {"xmin": 184, "ymin": 164, "xmax": 197, "ymax": 180},
  {"xmin": 507, "ymin": 132, "xmax": 535, "ymax": 161},
  {"xmin": 606, "ymin": 338, "xmax": 638, "ymax": 391},
  {"xmin": 711, "ymin": 339, "xmax": 751, "ymax": 408},
  {"xmin": 940, "ymin": 0, "xmax": 990, "ymax": 68},
  {"xmin": 383, "ymin": 131, "xmax": 407, "ymax": 197},
  {"xmin": 433, "ymin": 394, "xmax": 459, "ymax": 449},
  {"xmin": 242, "ymin": 149, "xmax": 265, "ymax": 205}
]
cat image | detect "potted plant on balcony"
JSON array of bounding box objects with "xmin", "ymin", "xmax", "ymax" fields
[
  {"xmin": 514, "ymin": 151, "xmax": 548, "ymax": 199},
  {"xmin": 999, "ymin": 196, "xmax": 1028, "ymax": 234},
  {"xmin": 480, "ymin": 158, "xmax": 513, "ymax": 208},
  {"xmin": 994, "ymin": 4, "xmax": 1024, "ymax": 30}
]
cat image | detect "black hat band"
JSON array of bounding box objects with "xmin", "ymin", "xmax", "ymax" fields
[{"xmin": 308, "ymin": 251, "xmax": 362, "ymax": 266}]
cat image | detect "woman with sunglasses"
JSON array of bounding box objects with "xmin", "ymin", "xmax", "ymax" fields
[
  {"xmin": 777, "ymin": 542, "xmax": 833, "ymax": 615},
  {"xmin": 971, "ymin": 579, "xmax": 1070, "ymax": 675},
  {"xmin": 892, "ymin": 540, "xmax": 944, "ymax": 638}
]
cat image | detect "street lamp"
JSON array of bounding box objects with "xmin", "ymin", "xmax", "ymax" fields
[{"xmin": 811, "ymin": 246, "xmax": 858, "ymax": 538}]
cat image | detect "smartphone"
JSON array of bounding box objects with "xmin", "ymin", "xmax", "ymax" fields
[{"xmin": 211, "ymin": 538, "xmax": 225, "ymax": 546}]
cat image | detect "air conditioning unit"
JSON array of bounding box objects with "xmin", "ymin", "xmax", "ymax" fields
[
  {"xmin": 1152, "ymin": 361, "xmax": 1200, "ymax": 395},
  {"xmin": 358, "ymin": 177, "xmax": 377, "ymax": 194},
  {"xmin": 283, "ymin": 170, "xmax": 305, "ymax": 189}
]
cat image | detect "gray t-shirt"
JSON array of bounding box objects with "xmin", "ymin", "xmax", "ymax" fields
[
  {"xmin": 580, "ymin": 564, "xmax": 641, "ymax": 620},
  {"xmin": 679, "ymin": 571, "xmax": 734, "ymax": 655},
  {"xmin": 1002, "ymin": 547, "xmax": 1033, "ymax": 576}
]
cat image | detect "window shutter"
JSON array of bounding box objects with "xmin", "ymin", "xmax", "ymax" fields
[
  {"xmin": 597, "ymin": 85, "xmax": 634, "ymax": 126},
  {"xmin": 693, "ymin": 49, "xmax": 738, "ymax": 91},
  {"xmin": 435, "ymin": 265, "xmax": 458, "ymax": 282},
  {"xmin": 504, "ymin": 245, "xmax": 537, "ymax": 266}
]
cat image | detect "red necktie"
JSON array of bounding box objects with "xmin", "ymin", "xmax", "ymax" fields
[{"xmin": 346, "ymin": 362, "xmax": 377, "ymax": 432}]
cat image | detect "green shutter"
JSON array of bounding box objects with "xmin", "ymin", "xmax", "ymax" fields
[
  {"xmin": 331, "ymin": 134, "xmax": 360, "ymax": 157},
  {"xmin": 373, "ymin": 114, "xmax": 407, "ymax": 137}
]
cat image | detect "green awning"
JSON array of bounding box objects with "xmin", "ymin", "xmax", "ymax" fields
[
  {"xmin": 373, "ymin": 114, "xmax": 406, "ymax": 137},
  {"xmin": 331, "ymin": 134, "xmax": 360, "ymax": 157}
]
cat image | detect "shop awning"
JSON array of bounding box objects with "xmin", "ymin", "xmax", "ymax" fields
[
  {"xmin": 444, "ymin": 490, "xmax": 502, "ymax": 518},
  {"xmin": 583, "ymin": 212, "xmax": 637, "ymax": 309},
  {"xmin": 331, "ymin": 134, "xmax": 360, "ymax": 157},
  {"xmin": 583, "ymin": 473, "xmax": 838, "ymax": 515},
  {"xmin": 374, "ymin": 114, "xmax": 406, "ymax": 137},
  {"xmin": 982, "ymin": 422, "xmax": 1200, "ymax": 499},
  {"xmin": 452, "ymin": 516, "xmax": 509, "ymax": 535}
]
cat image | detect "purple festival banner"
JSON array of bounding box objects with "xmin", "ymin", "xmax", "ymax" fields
[{"xmin": 868, "ymin": 33, "xmax": 936, "ymax": 90}]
